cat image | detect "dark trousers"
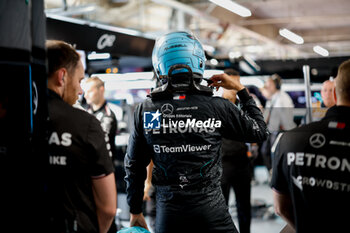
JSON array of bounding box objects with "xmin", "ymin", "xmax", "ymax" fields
[
  {"xmin": 155, "ymin": 186, "xmax": 238, "ymax": 233},
  {"xmin": 221, "ymin": 164, "xmax": 252, "ymax": 233}
]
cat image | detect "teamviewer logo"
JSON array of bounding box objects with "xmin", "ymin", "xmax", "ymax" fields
[
  {"xmin": 153, "ymin": 145, "xmax": 160, "ymax": 153},
  {"xmin": 144, "ymin": 110, "xmax": 161, "ymax": 129}
]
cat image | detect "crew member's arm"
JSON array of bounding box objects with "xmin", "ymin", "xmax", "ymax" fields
[
  {"xmin": 92, "ymin": 173, "xmax": 117, "ymax": 233},
  {"xmin": 272, "ymin": 189, "xmax": 295, "ymax": 230},
  {"xmin": 124, "ymin": 103, "xmax": 151, "ymax": 230},
  {"xmin": 88, "ymin": 116, "xmax": 117, "ymax": 233},
  {"xmin": 144, "ymin": 160, "xmax": 154, "ymax": 201},
  {"xmin": 270, "ymin": 133, "xmax": 295, "ymax": 231},
  {"xmin": 210, "ymin": 73, "xmax": 269, "ymax": 142},
  {"xmin": 210, "ymin": 73, "xmax": 245, "ymax": 91}
]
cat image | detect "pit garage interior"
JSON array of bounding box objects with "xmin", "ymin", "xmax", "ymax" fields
[{"xmin": 1, "ymin": 0, "xmax": 350, "ymax": 232}]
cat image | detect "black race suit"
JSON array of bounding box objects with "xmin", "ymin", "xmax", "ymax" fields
[
  {"xmin": 46, "ymin": 90, "xmax": 114, "ymax": 233},
  {"xmin": 125, "ymin": 89, "xmax": 269, "ymax": 233},
  {"xmin": 271, "ymin": 106, "xmax": 350, "ymax": 233}
]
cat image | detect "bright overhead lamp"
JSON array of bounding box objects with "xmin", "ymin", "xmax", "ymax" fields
[
  {"xmin": 209, "ymin": 0, "xmax": 252, "ymax": 17},
  {"xmin": 313, "ymin": 45, "xmax": 329, "ymax": 57},
  {"xmin": 87, "ymin": 52, "xmax": 111, "ymax": 60},
  {"xmin": 203, "ymin": 44, "xmax": 215, "ymax": 53},
  {"xmin": 279, "ymin": 28, "xmax": 304, "ymax": 45}
]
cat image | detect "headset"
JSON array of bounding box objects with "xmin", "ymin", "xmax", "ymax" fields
[{"xmin": 271, "ymin": 73, "xmax": 281, "ymax": 90}]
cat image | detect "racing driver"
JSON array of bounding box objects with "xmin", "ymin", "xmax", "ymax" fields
[{"xmin": 124, "ymin": 31, "xmax": 269, "ymax": 233}]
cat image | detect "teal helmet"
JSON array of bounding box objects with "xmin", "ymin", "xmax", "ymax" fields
[{"xmin": 152, "ymin": 31, "xmax": 206, "ymax": 79}]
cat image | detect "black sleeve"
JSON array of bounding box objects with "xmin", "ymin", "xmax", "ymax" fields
[
  {"xmin": 87, "ymin": 116, "xmax": 114, "ymax": 177},
  {"xmin": 219, "ymin": 88, "xmax": 269, "ymax": 143},
  {"xmin": 270, "ymin": 133, "xmax": 289, "ymax": 193},
  {"xmin": 124, "ymin": 103, "xmax": 152, "ymax": 214}
]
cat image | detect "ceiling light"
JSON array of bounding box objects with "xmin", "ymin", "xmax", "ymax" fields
[
  {"xmin": 203, "ymin": 44, "xmax": 215, "ymax": 53},
  {"xmin": 87, "ymin": 52, "xmax": 111, "ymax": 60},
  {"xmin": 229, "ymin": 51, "xmax": 242, "ymax": 59},
  {"xmin": 209, "ymin": 0, "xmax": 251, "ymax": 17},
  {"xmin": 210, "ymin": 59, "xmax": 219, "ymax": 66},
  {"xmin": 313, "ymin": 45, "xmax": 329, "ymax": 57},
  {"xmin": 279, "ymin": 28, "xmax": 304, "ymax": 44}
]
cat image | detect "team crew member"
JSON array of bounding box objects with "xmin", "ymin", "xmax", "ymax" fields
[
  {"xmin": 261, "ymin": 74, "xmax": 296, "ymax": 171},
  {"xmin": 320, "ymin": 79, "xmax": 336, "ymax": 108},
  {"xmin": 84, "ymin": 76, "xmax": 119, "ymax": 233},
  {"xmin": 46, "ymin": 40, "xmax": 117, "ymax": 233},
  {"xmin": 271, "ymin": 59, "xmax": 350, "ymax": 233},
  {"xmin": 84, "ymin": 76, "xmax": 118, "ymax": 158},
  {"xmin": 124, "ymin": 31, "xmax": 269, "ymax": 233},
  {"xmin": 220, "ymin": 69, "xmax": 252, "ymax": 233}
]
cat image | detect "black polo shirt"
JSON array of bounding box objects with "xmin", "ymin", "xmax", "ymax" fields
[
  {"xmin": 46, "ymin": 90, "xmax": 114, "ymax": 233},
  {"xmin": 271, "ymin": 106, "xmax": 350, "ymax": 233}
]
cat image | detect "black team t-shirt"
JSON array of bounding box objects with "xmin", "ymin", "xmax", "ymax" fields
[{"xmin": 46, "ymin": 90, "xmax": 114, "ymax": 233}]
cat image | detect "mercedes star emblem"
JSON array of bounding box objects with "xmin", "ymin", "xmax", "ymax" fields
[
  {"xmin": 309, "ymin": 133, "xmax": 326, "ymax": 148},
  {"xmin": 161, "ymin": 103, "xmax": 174, "ymax": 115}
]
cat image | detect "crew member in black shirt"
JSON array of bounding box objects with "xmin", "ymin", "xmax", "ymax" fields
[
  {"xmin": 271, "ymin": 59, "xmax": 350, "ymax": 233},
  {"xmin": 46, "ymin": 40, "xmax": 117, "ymax": 233},
  {"xmin": 84, "ymin": 76, "xmax": 118, "ymax": 158}
]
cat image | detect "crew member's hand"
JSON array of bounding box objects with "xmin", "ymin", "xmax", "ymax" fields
[
  {"xmin": 130, "ymin": 213, "xmax": 149, "ymax": 230},
  {"xmin": 143, "ymin": 183, "xmax": 151, "ymax": 201},
  {"xmin": 209, "ymin": 73, "xmax": 245, "ymax": 92}
]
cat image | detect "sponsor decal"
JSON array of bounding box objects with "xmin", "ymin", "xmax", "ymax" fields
[
  {"xmin": 287, "ymin": 152, "xmax": 350, "ymax": 172},
  {"xmin": 49, "ymin": 155, "xmax": 67, "ymax": 166},
  {"xmin": 176, "ymin": 106, "xmax": 198, "ymax": 111},
  {"xmin": 164, "ymin": 44, "xmax": 187, "ymax": 51},
  {"xmin": 161, "ymin": 103, "xmax": 174, "ymax": 115},
  {"xmin": 143, "ymin": 110, "xmax": 161, "ymax": 129},
  {"xmin": 309, "ymin": 133, "xmax": 326, "ymax": 148},
  {"xmin": 153, "ymin": 144, "xmax": 212, "ymax": 153},
  {"xmin": 330, "ymin": 140, "xmax": 350, "ymax": 147},
  {"xmin": 328, "ymin": 121, "xmax": 346, "ymax": 129},
  {"xmin": 292, "ymin": 175, "xmax": 350, "ymax": 192},
  {"xmin": 145, "ymin": 117, "xmax": 221, "ymax": 134},
  {"xmin": 48, "ymin": 132, "xmax": 72, "ymax": 146},
  {"xmin": 173, "ymin": 95, "xmax": 186, "ymax": 100}
]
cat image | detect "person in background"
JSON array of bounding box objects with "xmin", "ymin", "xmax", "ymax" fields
[
  {"xmin": 124, "ymin": 31, "xmax": 268, "ymax": 233},
  {"xmin": 220, "ymin": 69, "xmax": 253, "ymax": 233},
  {"xmin": 271, "ymin": 59, "xmax": 350, "ymax": 233},
  {"xmin": 84, "ymin": 76, "xmax": 119, "ymax": 232},
  {"xmin": 321, "ymin": 79, "xmax": 336, "ymax": 108},
  {"xmin": 306, "ymin": 79, "xmax": 336, "ymax": 123},
  {"xmin": 84, "ymin": 76, "xmax": 118, "ymax": 158},
  {"xmin": 262, "ymin": 74, "xmax": 296, "ymax": 132},
  {"xmin": 46, "ymin": 40, "xmax": 117, "ymax": 233},
  {"xmin": 260, "ymin": 74, "xmax": 296, "ymax": 172}
]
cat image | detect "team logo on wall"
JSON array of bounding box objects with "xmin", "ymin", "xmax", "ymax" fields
[
  {"xmin": 144, "ymin": 110, "xmax": 161, "ymax": 129},
  {"xmin": 161, "ymin": 103, "xmax": 174, "ymax": 115},
  {"xmin": 97, "ymin": 34, "xmax": 116, "ymax": 50},
  {"xmin": 309, "ymin": 133, "xmax": 326, "ymax": 148}
]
